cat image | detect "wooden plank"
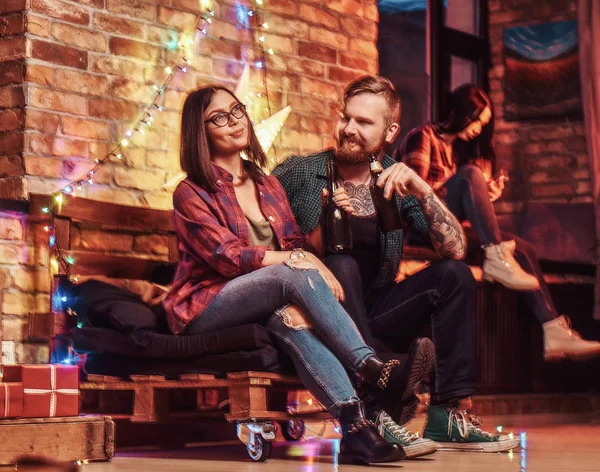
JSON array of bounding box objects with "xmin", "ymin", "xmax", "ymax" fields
[
  {"xmin": 80, "ymin": 379, "xmax": 232, "ymax": 391},
  {"xmin": 179, "ymin": 374, "xmax": 216, "ymax": 381},
  {"xmin": 63, "ymin": 251, "xmax": 166, "ymax": 280},
  {"xmin": 227, "ymin": 372, "xmax": 296, "ymax": 382},
  {"xmin": 130, "ymin": 375, "xmax": 166, "ymax": 382},
  {"xmin": 168, "ymin": 234, "xmax": 179, "ymax": 262},
  {"xmin": 86, "ymin": 374, "xmax": 126, "ymax": 383},
  {"xmin": 0, "ymin": 415, "xmax": 114, "ymax": 464},
  {"xmin": 225, "ymin": 410, "xmax": 331, "ymax": 422},
  {"xmin": 31, "ymin": 193, "xmax": 174, "ymax": 232},
  {"xmin": 54, "ymin": 216, "xmax": 71, "ymax": 251}
]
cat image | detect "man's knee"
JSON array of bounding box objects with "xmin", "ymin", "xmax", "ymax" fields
[{"xmin": 434, "ymin": 260, "xmax": 475, "ymax": 290}]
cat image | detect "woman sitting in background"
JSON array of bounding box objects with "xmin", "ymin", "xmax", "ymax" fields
[
  {"xmin": 400, "ymin": 84, "xmax": 600, "ymax": 362},
  {"xmin": 162, "ymin": 85, "xmax": 435, "ymax": 465}
]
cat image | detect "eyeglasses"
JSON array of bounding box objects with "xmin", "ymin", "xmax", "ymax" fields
[{"xmin": 204, "ymin": 103, "xmax": 247, "ymax": 127}]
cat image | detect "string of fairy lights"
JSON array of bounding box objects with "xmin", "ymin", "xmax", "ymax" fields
[{"xmin": 43, "ymin": 0, "xmax": 282, "ymax": 280}]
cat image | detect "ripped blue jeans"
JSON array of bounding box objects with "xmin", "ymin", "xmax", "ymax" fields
[{"xmin": 186, "ymin": 264, "xmax": 375, "ymax": 416}]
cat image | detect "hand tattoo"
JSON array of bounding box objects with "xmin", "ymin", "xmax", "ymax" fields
[
  {"xmin": 344, "ymin": 181, "xmax": 375, "ymax": 217},
  {"xmin": 419, "ymin": 191, "xmax": 466, "ymax": 260}
]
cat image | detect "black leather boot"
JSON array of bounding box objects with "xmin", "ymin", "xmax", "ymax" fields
[
  {"xmin": 358, "ymin": 337, "xmax": 435, "ymax": 423},
  {"xmin": 338, "ymin": 401, "xmax": 405, "ymax": 464}
]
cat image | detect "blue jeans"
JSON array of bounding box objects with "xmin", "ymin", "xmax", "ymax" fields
[
  {"xmin": 186, "ymin": 264, "xmax": 375, "ymax": 416},
  {"xmin": 444, "ymin": 165, "xmax": 557, "ymax": 324}
]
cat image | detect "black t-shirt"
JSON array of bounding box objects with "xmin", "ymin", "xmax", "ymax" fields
[{"xmin": 349, "ymin": 215, "xmax": 380, "ymax": 291}]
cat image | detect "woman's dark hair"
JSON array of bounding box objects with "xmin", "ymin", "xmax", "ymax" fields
[
  {"xmin": 437, "ymin": 84, "xmax": 496, "ymax": 169},
  {"xmin": 180, "ymin": 86, "xmax": 267, "ymax": 192}
]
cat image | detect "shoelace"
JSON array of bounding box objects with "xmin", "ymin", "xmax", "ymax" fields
[
  {"xmin": 347, "ymin": 419, "xmax": 376, "ymax": 435},
  {"xmin": 466, "ymin": 410, "xmax": 482, "ymax": 428},
  {"xmin": 559, "ymin": 316, "xmax": 582, "ymax": 339},
  {"xmin": 447, "ymin": 408, "xmax": 495, "ymax": 440},
  {"xmin": 381, "ymin": 413, "xmax": 418, "ymax": 443},
  {"xmin": 497, "ymin": 245, "xmax": 517, "ymax": 271}
]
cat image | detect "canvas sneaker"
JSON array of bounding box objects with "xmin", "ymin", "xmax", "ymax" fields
[
  {"xmin": 372, "ymin": 410, "xmax": 437, "ymax": 459},
  {"xmin": 423, "ymin": 404, "xmax": 520, "ymax": 452}
]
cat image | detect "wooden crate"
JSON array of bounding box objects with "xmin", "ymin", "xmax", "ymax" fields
[{"xmin": 0, "ymin": 415, "xmax": 114, "ymax": 465}]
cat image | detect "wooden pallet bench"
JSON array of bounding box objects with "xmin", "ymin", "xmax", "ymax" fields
[
  {"xmin": 80, "ymin": 372, "xmax": 327, "ymax": 424},
  {"xmin": 27, "ymin": 194, "xmax": 329, "ymax": 462}
]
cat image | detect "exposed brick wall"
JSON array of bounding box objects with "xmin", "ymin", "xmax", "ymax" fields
[
  {"xmin": 0, "ymin": 0, "xmax": 27, "ymax": 199},
  {"xmin": 15, "ymin": 0, "xmax": 378, "ymax": 210},
  {"xmin": 488, "ymin": 0, "xmax": 590, "ymax": 215},
  {"xmin": 0, "ymin": 0, "xmax": 379, "ymax": 362}
]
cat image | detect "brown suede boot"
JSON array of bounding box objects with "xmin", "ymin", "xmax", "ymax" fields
[
  {"xmin": 482, "ymin": 240, "xmax": 540, "ymax": 291},
  {"xmin": 543, "ymin": 315, "xmax": 600, "ymax": 361}
]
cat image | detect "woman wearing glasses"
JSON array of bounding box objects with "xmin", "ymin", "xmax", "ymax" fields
[{"xmin": 162, "ymin": 86, "xmax": 435, "ymax": 465}]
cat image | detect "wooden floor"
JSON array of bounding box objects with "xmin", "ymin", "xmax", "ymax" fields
[{"xmin": 81, "ymin": 419, "xmax": 600, "ymax": 472}]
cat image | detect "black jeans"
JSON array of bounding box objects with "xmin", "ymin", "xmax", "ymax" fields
[
  {"xmin": 324, "ymin": 255, "xmax": 477, "ymax": 404},
  {"xmin": 443, "ymin": 164, "xmax": 502, "ymax": 246}
]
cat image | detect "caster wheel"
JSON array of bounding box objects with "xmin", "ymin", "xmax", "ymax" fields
[
  {"xmin": 281, "ymin": 419, "xmax": 305, "ymax": 441},
  {"xmin": 247, "ymin": 435, "xmax": 272, "ymax": 462}
]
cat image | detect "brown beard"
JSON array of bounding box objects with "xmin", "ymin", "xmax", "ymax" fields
[{"xmin": 335, "ymin": 133, "xmax": 386, "ymax": 166}]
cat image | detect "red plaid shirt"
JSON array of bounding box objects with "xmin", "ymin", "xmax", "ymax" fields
[
  {"xmin": 163, "ymin": 162, "xmax": 305, "ymax": 334},
  {"xmin": 400, "ymin": 124, "xmax": 456, "ymax": 196}
]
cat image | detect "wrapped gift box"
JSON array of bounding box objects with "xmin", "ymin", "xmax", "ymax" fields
[
  {"xmin": 3, "ymin": 365, "xmax": 79, "ymax": 418},
  {"xmin": 0, "ymin": 382, "xmax": 23, "ymax": 418}
]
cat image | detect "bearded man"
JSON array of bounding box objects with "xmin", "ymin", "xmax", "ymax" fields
[{"xmin": 273, "ymin": 75, "xmax": 519, "ymax": 455}]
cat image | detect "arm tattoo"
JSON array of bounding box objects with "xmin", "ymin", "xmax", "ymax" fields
[
  {"xmin": 344, "ymin": 182, "xmax": 375, "ymax": 217},
  {"xmin": 419, "ymin": 191, "xmax": 466, "ymax": 260}
]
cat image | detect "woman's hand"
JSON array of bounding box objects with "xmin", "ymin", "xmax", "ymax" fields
[
  {"xmin": 305, "ymin": 252, "xmax": 346, "ymax": 302},
  {"xmin": 488, "ymin": 178, "xmax": 505, "ymax": 202},
  {"xmin": 321, "ymin": 188, "xmax": 355, "ymax": 215}
]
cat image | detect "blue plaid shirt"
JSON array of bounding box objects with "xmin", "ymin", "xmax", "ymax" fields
[{"xmin": 272, "ymin": 150, "xmax": 430, "ymax": 290}]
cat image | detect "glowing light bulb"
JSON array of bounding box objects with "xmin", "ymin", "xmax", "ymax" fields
[
  {"xmin": 262, "ymin": 23, "xmax": 268, "ymax": 29},
  {"xmin": 259, "ymin": 36, "xmax": 265, "ymax": 42},
  {"xmin": 165, "ymin": 66, "xmax": 172, "ymax": 74},
  {"xmin": 121, "ymin": 139, "xmax": 129, "ymax": 147},
  {"xmin": 267, "ymin": 48, "xmax": 274, "ymax": 55},
  {"xmin": 50, "ymin": 257, "xmax": 59, "ymax": 274},
  {"xmin": 256, "ymin": 61, "xmax": 264, "ymax": 69},
  {"xmin": 116, "ymin": 153, "xmax": 122, "ymax": 159},
  {"xmin": 54, "ymin": 194, "xmax": 63, "ymax": 204}
]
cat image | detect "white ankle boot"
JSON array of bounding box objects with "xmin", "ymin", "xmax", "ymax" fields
[
  {"xmin": 482, "ymin": 240, "xmax": 540, "ymax": 291},
  {"xmin": 543, "ymin": 315, "xmax": 600, "ymax": 361}
]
